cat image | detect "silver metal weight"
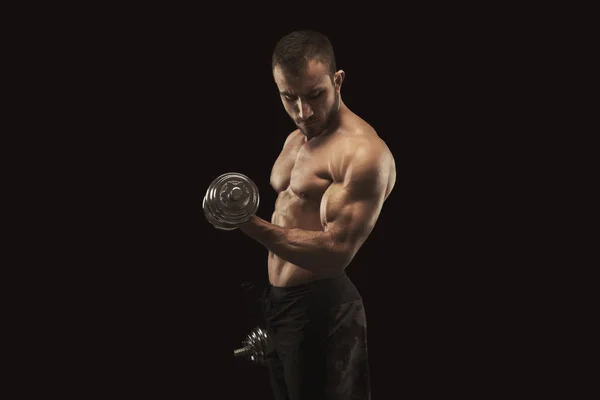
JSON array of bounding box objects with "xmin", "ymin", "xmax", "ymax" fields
[
  {"xmin": 203, "ymin": 172, "xmax": 260, "ymax": 230},
  {"xmin": 233, "ymin": 326, "xmax": 272, "ymax": 366}
]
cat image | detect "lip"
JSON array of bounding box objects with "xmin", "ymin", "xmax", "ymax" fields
[{"xmin": 299, "ymin": 119, "xmax": 318, "ymax": 125}]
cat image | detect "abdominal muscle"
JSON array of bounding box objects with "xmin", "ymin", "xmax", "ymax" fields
[{"xmin": 267, "ymin": 187, "xmax": 326, "ymax": 287}]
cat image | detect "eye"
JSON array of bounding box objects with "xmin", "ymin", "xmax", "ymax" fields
[
  {"xmin": 308, "ymin": 92, "xmax": 322, "ymax": 99},
  {"xmin": 283, "ymin": 94, "xmax": 295, "ymax": 101}
]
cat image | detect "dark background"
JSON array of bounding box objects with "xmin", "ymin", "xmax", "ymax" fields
[{"xmin": 30, "ymin": 8, "xmax": 550, "ymax": 399}]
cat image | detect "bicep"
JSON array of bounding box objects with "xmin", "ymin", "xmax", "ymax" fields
[{"xmin": 320, "ymin": 168, "xmax": 387, "ymax": 253}]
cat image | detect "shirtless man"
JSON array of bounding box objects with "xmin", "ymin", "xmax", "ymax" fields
[{"xmin": 237, "ymin": 31, "xmax": 396, "ymax": 400}]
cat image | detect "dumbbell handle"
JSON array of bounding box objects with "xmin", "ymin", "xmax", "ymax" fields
[{"xmin": 233, "ymin": 346, "xmax": 253, "ymax": 357}]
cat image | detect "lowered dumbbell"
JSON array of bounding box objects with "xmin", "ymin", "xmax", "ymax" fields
[
  {"xmin": 203, "ymin": 172, "xmax": 260, "ymax": 231},
  {"xmin": 233, "ymin": 326, "xmax": 273, "ymax": 366}
]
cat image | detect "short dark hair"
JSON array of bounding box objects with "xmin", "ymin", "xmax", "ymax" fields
[{"xmin": 271, "ymin": 30, "xmax": 337, "ymax": 78}]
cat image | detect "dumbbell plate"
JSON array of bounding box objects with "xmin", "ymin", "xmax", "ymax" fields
[{"xmin": 203, "ymin": 172, "xmax": 259, "ymax": 230}]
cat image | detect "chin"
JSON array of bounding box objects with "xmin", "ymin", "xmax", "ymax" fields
[
  {"xmin": 301, "ymin": 129, "xmax": 321, "ymax": 138},
  {"xmin": 305, "ymin": 125, "xmax": 324, "ymax": 137}
]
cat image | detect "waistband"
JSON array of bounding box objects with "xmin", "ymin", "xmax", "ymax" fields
[{"xmin": 266, "ymin": 272, "xmax": 361, "ymax": 304}]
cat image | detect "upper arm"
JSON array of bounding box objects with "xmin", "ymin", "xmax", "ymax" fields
[{"xmin": 320, "ymin": 141, "xmax": 392, "ymax": 259}]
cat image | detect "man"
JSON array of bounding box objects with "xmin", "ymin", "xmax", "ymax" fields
[{"xmin": 238, "ymin": 30, "xmax": 396, "ymax": 400}]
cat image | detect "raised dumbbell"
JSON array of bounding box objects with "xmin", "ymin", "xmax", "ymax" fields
[{"xmin": 203, "ymin": 172, "xmax": 260, "ymax": 231}]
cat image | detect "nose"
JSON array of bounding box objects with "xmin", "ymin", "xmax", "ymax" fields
[{"xmin": 297, "ymin": 98, "xmax": 313, "ymax": 121}]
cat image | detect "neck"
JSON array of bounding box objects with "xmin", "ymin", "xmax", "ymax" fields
[{"xmin": 321, "ymin": 101, "xmax": 345, "ymax": 136}]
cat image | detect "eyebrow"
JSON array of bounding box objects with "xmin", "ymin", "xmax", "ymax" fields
[{"xmin": 280, "ymin": 87, "xmax": 325, "ymax": 97}]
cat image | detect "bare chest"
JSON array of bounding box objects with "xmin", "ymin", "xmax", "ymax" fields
[{"xmin": 271, "ymin": 142, "xmax": 332, "ymax": 200}]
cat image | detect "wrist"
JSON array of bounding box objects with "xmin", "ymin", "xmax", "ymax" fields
[{"xmin": 238, "ymin": 215, "xmax": 259, "ymax": 232}]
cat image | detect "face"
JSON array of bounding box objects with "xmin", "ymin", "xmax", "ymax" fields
[{"xmin": 273, "ymin": 59, "xmax": 342, "ymax": 139}]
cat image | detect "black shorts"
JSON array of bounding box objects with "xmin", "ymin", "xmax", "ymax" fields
[{"xmin": 262, "ymin": 272, "xmax": 370, "ymax": 400}]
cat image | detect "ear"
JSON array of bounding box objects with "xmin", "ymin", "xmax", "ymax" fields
[{"xmin": 334, "ymin": 70, "xmax": 345, "ymax": 90}]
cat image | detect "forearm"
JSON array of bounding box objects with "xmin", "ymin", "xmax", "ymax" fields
[{"xmin": 238, "ymin": 216, "xmax": 348, "ymax": 272}]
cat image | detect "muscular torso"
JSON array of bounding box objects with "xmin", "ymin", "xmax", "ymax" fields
[
  {"xmin": 268, "ymin": 110, "xmax": 394, "ymax": 287},
  {"xmin": 269, "ymin": 130, "xmax": 333, "ymax": 286}
]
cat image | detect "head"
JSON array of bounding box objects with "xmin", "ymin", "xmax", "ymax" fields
[{"xmin": 272, "ymin": 30, "xmax": 345, "ymax": 139}]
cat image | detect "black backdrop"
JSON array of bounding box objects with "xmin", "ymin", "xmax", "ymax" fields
[{"xmin": 46, "ymin": 10, "xmax": 539, "ymax": 399}]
